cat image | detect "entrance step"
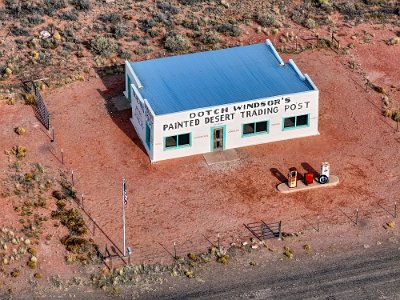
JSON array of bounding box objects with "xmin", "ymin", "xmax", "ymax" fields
[{"xmin": 203, "ymin": 149, "xmax": 240, "ymax": 165}]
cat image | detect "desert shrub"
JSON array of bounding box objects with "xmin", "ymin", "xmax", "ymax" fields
[
  {"xmin": 178, "ymin": 0, "xmax": 206, "ymax": 5},
  {"xmin": 201, "ymin": 31, "xmax": 221, "ymax": 45},
  {"xmin": 90, "ymin": 35, "xmax": 118, "ymax": 57},
  {"xmin": 10, "ymin": 269, "xmax": 20, "ymax": 277},
  {"xmin": 139, "ymin": 17, "xmax": 157, "ymax": 33},
  {"xmin": 43, "ymin": 0, "xmax": 66, "ymax": 16},
  {"xmin": 182, "ymin": 17, "xmax": 203, "ymax": 31},
  {"xmin": 164, "ymin": 32, "xmax": 190, "ymax": 52},
  {"xmin": 14, "ymin": 127, "xmax": 25, "ymax": 135},
  {"xmin": 61, "ymin": 25, "xmax": 79, "ymax": 43},
  {"xmin": 71, "ymin": 0, "xmax": 91, "ymax": 11},
  {"xmin": 61, "ymin": 235, "xmax": 90, "ymax": 253},
  {"xmin": 52, "ymin": 190, "xmax": 65, "ymax": 200},
  {"xmin": 118, "ymin": 49, "xmax": 132, "ymax": 60},
  {"xmin": 152, "ymin": 12, "xmax": 173, "ymax": 27},
  {"xmin": 59, "ymin": 9, "xmax": 79, "ymax": 21},
  {"xmin": 11, "ymin": 26, "xmax": 30, "ymax": 37},
  {"xmin": 254, "ymin": 13, "xmax": 276, "ymax": 27},
  {"xmin": 12, "ymin": 145, "xmax": 27, "ymax": 159},
  {"xmin": 5, "ymin": 0, "xmax": 45, "ymax": 17},
  {"xmin": 111, "ymin": 25, "xmax": 127, "ymax": 39},
  {"xmin": 156, "ymin": 1, "xmax": 180, "ymax": 14},
  {"xmin": 99, "ymin": 13, "xmax": 121, "ymax": 24},
  {"xmin": 303, "ymin": 18, "xmax": 316, "ymax": 29},
  {"xmin": 283, "ymin": 246, "xmax": 294, "ymax": 259},
  {"xmin": 215, "ymin": 23, "xmax": 241, "ymax": 37},
  {"xmin": 21, "ymin": 15, "xmax": 45, "ymax": 27},
  {"xmin": 134, "ymin": 46, "xmax": 153, "ymax": 55}
]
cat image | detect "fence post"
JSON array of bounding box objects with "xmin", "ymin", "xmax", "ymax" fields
[
  {"xmin": 355, "ymin": 209, "xmax": 359, "ymax": 225},
  {"xmin": 173, "ymin": 242, "xmax": 177, "ymax": 259},
  {"xmin": 278, "ymin": 221, "xmax": 282, "ymax": 240},
  {"xmin": 317, "ymin": 215, "xmax": 320, "ymax": 232},
  {"xmin": 395, "ymin": 202, "xmax": 397, "ymax": 218},
  {"xmin": 51, "ymin": 127, "xmax": 54, "ymax": 142}
]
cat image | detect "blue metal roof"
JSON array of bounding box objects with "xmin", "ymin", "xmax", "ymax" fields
[{"xmin": 130, "ymin": 42, "xmax": 315, "ymax": 115}]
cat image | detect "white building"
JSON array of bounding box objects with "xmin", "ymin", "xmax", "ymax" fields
[{"xmin": 124, "ymin": 40, "xmax": 319, "ymax": 162}]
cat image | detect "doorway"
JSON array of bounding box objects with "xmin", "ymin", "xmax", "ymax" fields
[{"xmin": 212, "ymin": 127, "xmax": 224, "ymax": 151}]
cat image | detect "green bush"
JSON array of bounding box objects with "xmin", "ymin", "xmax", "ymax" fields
[
  {"xmin": 215, "ymin": 23, "xmax": 241, "ymax": 37},
  {"xmin": 164, "ymin": 32, "xmax": 190, "ymax": 53},
  {"xmin": 254, "ymin": 13, "xmax": 276, "ymax": 27},
  {"xmin": 72, "ymin": 0, "xmax": 91, "ymax": 11},
  {"xmin": 90, "ymin": 35, "xmax": 118, "ymax": 57},
  {"xmin": 201, "ymin": 31, "xmax": 221, "ymax": 45}
]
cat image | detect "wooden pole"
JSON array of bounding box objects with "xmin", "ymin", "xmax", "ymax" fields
[
  {"xmin": 278, "ymin": 221, "xmax": 282, "ymax": 240},
  {"xmin": 355, "ymin": 209, "xmax": 359, "ymax": 225}
]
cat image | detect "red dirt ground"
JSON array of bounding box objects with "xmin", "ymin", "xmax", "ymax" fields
[{"xmin": 1, "ymin": 23, "xmax": 399, "ymax": 283}]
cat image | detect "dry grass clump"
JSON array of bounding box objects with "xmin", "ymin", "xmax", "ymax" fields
[
  {"xmin": 10, "ymin": 269, "xmax": 20, "ymax": 278},
  {"xmin": 11, "ymin": 146, "xmax": 27, "ymax": 160},
  {"xmin": 14, "ymin": 127, "xmax": 25, "ymax": 136},
  {"xmin": 27, "ymin": 255, "xmax": 38, "ymax": 269},
  {"xmin": 22, "ymin": 93, "xmax": 36, "ymax": 105},
  {"xmin": 52, "ymin": 190, "xmax": 66, "ymax": 201},
  {"xmin": 387, "ymin": 37, "xmax": 400, "ymax": 45},
  {"xmin": 184, "ymin": 270, "xmax": 194, "ymax": 278},
  {"xmin": 303, "ymin": 244, "xmax": 311, "ymax": 252},
  {"xmin": 34, "ymin": 273, "xmax": 43, "ymax": 279},
  {"xmin": 283, "ymin": 246, "xmax": 294, "ymax": 259},
  {"xmin": 52, "ymin": 208, "xmax": 87, "ymax": 236}
]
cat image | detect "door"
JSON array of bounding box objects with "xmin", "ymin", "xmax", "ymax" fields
[{"xmin": 213, "ymin": 127, "xmax": 224, "ymax": 151}]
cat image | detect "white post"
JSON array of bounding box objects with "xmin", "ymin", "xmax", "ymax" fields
[{"xmin": 122, "ymin": 178, "xmax": 126, "ymax": 257}]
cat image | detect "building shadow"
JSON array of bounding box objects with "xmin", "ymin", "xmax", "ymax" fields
[
  {"xmin": 94, "ymin": 67, "xmax": 147, "ymax": 156},
  {"xmin": 270, "ymin": 168, "xmax": 287, "ymax": 184}
]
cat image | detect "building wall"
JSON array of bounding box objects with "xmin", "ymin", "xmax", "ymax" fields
[
  {"xmin": 125, "ymin": 61, "xmax": 155, "ymax": 160},
  {"xmin": 152, "ymin": 90, "xmax": 319, "ymax": 162}
]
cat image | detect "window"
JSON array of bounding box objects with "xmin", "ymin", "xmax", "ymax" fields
[
  {"xmin": 296, "ymin": 114, "xmax": 309, "ymax": 126},
  {"xmin": 283, "ymin": 117, "xmax": 296, "ymax": 129},
  {"xmin": 145, "ymin": 123, "xmax": 151, "ymax": 149},
  {"xmin": 242, "ymin": 121, "xmax": 268, "ymax": 136},
  {"xmin": 127, "ymin": 76, "xmax": 132, "ymax": 101},
  {"xmin": 165, "ymin": 133, "xmax": 191, "ymax": 149},
  {"xmin": 283, "ymin": 114, "xmax": 309, "ymax": 130}
]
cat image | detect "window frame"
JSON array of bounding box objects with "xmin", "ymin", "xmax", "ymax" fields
[
  {"xmin": 164, "ymin": 133, "xmax": 192, "ymax": 150},
  {"xmin": 282, "ymin": 114, "xmax": 310, "ymax": 131},
  {"xmin": 145, "ymin": 122, "xmax": 151, "ymax": 150},
  {"xmin": 242, "ymin": 120, "xmax": 269, "ymax": 137}
]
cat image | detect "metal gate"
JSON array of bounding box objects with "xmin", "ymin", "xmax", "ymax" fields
[
  {"xmin": 244, "ymin": 220, "xmax": 282, "ymax": 241},
  {"xmin": 33, "ymin": 83, "xmax": 50, "ymax": 130}
]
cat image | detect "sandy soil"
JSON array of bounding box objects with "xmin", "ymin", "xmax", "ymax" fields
[
  {"xmin": 0, "ymin": 22, "xmax": 400, "ymax": 297},
  {"xmin": 40, "ymin": 24, "xmax": 400, "ymax": 262}
]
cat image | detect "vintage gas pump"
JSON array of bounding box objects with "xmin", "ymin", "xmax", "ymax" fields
[
  {"xmin": 319, "ymin": 162, "xmax": 330, "ymax": 184},
  {"xmin": 288, "ymin": 167, "xmax": 298, "ymax": 188}
]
